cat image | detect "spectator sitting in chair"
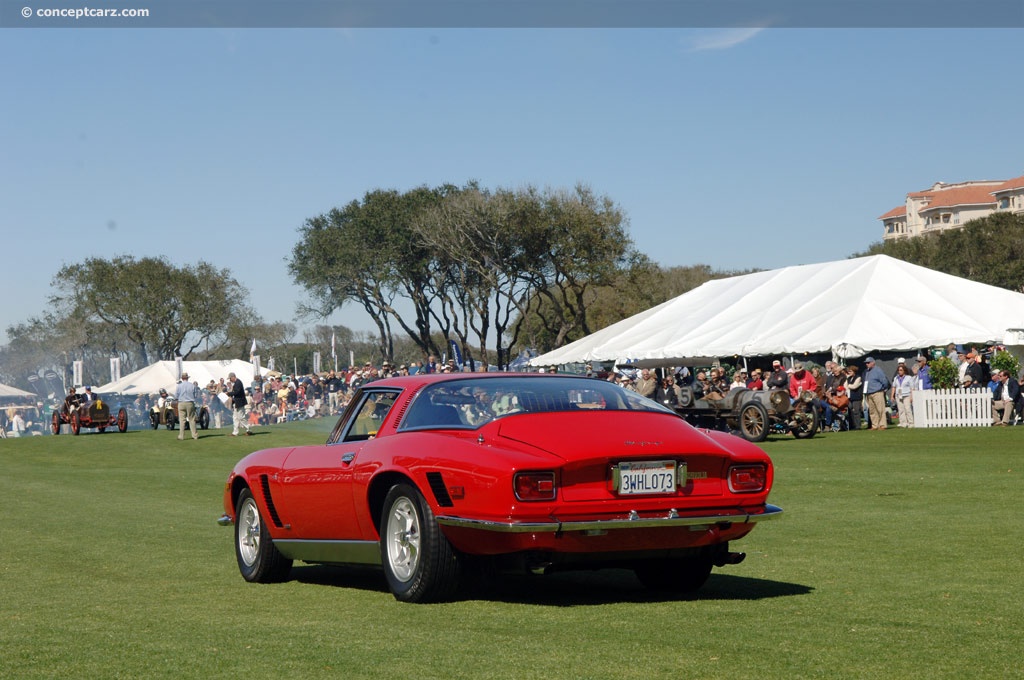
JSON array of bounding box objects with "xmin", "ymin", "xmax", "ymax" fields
[
  {"xmin": 991, "ymin": 370, "xmax": 1021, "ymax": 426},
  {"xmin": 826, "ymin": 385, "xmax": 851, "ymax": 430},
  {"xmin": 746, "ymin": 368, "xmax": 763, "ymax": 391},
  {"xmin": 730, "ymin": 370, "xmax": 747, "ymax": 390}
]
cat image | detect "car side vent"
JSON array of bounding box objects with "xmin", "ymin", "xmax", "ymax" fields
[
  {"xmin": 391, "ymin": 400, "xmax": 411, "ymax": 427},
  {"xmin": 259, "ymin": 474, "xmax": 285, "ymax": 528},
  {"xmin": 426, "ymin": 472, "xmax": 454, "ymax": 507}
]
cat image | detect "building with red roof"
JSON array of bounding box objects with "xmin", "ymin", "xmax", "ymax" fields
[
  {"xmin": 880, "ymin": 175, "xmax": 1023, "ymax": 241},
  {"xmin": 991, "ymin": 174, "xmax": 1024, "ymax": 214}
]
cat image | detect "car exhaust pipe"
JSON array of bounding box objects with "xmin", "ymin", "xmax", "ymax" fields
[
  {"xmin": 714, "ymin": 551, "xmax": 746, "ymax": 566},
  {"xmin": 725, "ymin": 551, "xmax": 746, "ymax": 565}
]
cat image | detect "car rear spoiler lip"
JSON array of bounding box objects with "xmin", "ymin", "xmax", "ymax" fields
[{"xmin": 436, "ymin": 503, "xmax": 783, "ymax": 533}]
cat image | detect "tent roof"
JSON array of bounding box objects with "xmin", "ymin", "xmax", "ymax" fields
[
  {"xmin": 529, "ymin": 254, "xmax": 1024, "ymax": 366},
  {"xmin": 93, "ymin": 360, "xmax": 268, "ymax": 396},
  {"xmin": 0, "ymin": 383, "xmax": 36, "ymax": 398}
]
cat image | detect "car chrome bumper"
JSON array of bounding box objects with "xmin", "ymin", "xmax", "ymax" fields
[{"xmin": 436, "ymin": 504, "xmax": 782, "ymax": 533}]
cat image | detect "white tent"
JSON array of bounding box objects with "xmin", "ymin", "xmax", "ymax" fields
[
  {"xmin": 93, "ymin": 360, "xmax": 269, "ymax": 396},
  {"xmin": 0, "ymin": 383, "xmax": 36, "ymax": 399},
  {"xmin": 529, "ymin": 254, "xmax": 1024, "ymax": 366}
]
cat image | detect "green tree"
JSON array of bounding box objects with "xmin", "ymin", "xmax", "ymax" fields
[
  {"xmin": 51, "ymin": 256, "xmax": 254, "ymax": 365},
  {"xmin": 989, "ymin": 349, "xmax": 1020, "ymax": 379},
  {"xmin": 290, "ymin": 186, "xmax": 461, "ymax": 363},
  {"xmin": 291, "ymin": 183, "xmax": 641, "ymax": 368},
  {"xmin": 859, "ymin": 212, "xmax": 1024, "ymax": 292},
  {"xmin": 929, "ymin": 356, "xmax": 959, "ymax": 389}
]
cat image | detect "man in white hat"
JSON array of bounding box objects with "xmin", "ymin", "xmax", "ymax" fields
[{"xmin": 175, "ymin": 371, "xmax": 202, "ymax": 440}]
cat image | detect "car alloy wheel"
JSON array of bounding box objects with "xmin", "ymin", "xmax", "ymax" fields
[
  {"xmin": 385, "ymin": 496, "xmax": 421, "ymax": 582},
  {"xmin": 234, "ymin": 488, "xmax": 292, "ymax": 583},
  {"xmin": 380, "ymin": 483, "xmax": 461, "ymax": 603}
]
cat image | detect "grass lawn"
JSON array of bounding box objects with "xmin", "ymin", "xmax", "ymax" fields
[{"xmin": 1, "ymin": 422, "xmax": 1022, "ymax": 679}]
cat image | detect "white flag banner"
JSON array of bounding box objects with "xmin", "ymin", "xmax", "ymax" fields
[
  {"xmin": 110, "ymin": 357, "xmax": 121, "ymax": 383},
  {"xmin": 72, "ymin": 360, "xmax": 83, "ymax": 387},
  {"xmin": 250, "ymin": 338, "xmax": 257, "ymax": 358},
  {"xmin": 175, "ymin": 356, "xmax": 183, "ymax": 381},
  {"xmin": 313, "ymin": 351, "xmax": 321, "ymax": 374},
  {"xmin": 252, "ymin": 355, "xmax": 261, "ymax": 378}
]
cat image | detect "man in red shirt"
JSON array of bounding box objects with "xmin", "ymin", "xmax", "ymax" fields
[{"xmin": 789, "ymin": 362, "xmax": 817, "ymax": 400}]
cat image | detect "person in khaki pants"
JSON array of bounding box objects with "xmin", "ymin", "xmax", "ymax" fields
[
  {"xmin": 175, "ymin": 371, "xmax": 201, "ymax": 440},
  {"xmin": 991, "ymin": 370, "xmax": 1021, "ymax": 426},
  {"xmin": 862, "ymin": 357, "xmax": 890, "ymax": 430}
]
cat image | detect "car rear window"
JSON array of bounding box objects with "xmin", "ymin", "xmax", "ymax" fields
[{"xmin": 400, "ymin": 376, "xmax": 672, "ymax": 430}]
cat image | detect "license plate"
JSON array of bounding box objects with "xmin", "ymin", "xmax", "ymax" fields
[{"xmin": 615, "ymin": 460, "xmax": 679, "ymax": 495}]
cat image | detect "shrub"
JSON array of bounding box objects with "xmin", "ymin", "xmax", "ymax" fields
[
  {"xmin": 990, "ymin": 349, "xmax": 1021, "ymax": 379},
  {"xmin": 929, "ymin": 355, "xmax": 958, "ymax": 389}
]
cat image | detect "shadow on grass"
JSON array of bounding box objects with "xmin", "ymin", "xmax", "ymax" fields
[
  {"xmin": 479, "ymin": 570, "xmax": 813, "ymax": 606},
  {"xmin": 290, "ymin": 564, "xmax": 812, "ymax": 606}
]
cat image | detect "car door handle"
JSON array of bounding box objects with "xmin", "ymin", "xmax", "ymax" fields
[{"xmin": 341, "ymin": 452, "xmax": 356, "ymax": 464}]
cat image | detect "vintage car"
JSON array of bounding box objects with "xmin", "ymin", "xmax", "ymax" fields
[
  {"xmin": 51, "ymin": 397, "xmax": 128, "ymax": 435},
  {"xmin": 674, "ymin": 385, "xmax": 819, "ymax": 442},
  {"xmin": 218, "ymin": 373, "xmax": 781, "ymax": 603},
  {"xmin": 150, "ymin": 393, "xmax": 210, "ymax": 431}
]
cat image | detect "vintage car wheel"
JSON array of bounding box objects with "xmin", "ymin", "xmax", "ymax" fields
[
  {"xmin": 51, "ymin": 411, "xmax": 61, "ymax": 435},
  {"xmin": 117, "ymin": 408, "xmax": 128, "ymax": 433},
  {"xmin": 738, "ymin": 401, "xmax": 769, "ymax": 443},
  {"xmin": 380, "ymin": 483, "xmax": 461, "ymax": 603},
  {"xmin": 198, "ymin": 407, "xmax": 210, "ymax": 430},
  {"xmin": 70, "ymin": 411, "xmax": 81, "ymax": 435},
  {"xmin": 234, "ymin": 488, "xmax": 292, "ymax": 583},
  {"xmin": 634, "ymin": 556, "xmax": 713, "ymax": 593},
  {"xmin": 792, "ymin": 407, "xmax": 819, "ymax": 439},
  {"xmin": 150, "ymin": 412, "xmax": 159, "ymax": 430}
]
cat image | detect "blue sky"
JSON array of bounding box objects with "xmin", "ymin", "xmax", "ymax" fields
[{"xmin": 2, "ymin": 28, "xmax": 1022, "ymax": 344}]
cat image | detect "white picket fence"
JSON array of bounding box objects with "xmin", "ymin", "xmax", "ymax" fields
[{"xmin": 912, "ymin": 388, "xmax": 992, "ymax": 428}]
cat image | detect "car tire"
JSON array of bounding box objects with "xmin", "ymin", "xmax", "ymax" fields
[
  {"xmin": 738, "ymin": 401, "xmax": 769, "ymax": 442},
  {"xmin": 198, "ymin": 408, "xmax": 210, "ymax": 430},
  {"xmin": 71, "ymin": 411, "xmax": 81, "ymax": 435},
  {"xmin": 234, "ymin": 488, "xmax": 292, "ymax": 583},
  {"xmin": 792, "ymin": 406, "xmax": 819, "ymax": 439},
  {"xmin": 51, "ymin": 411, "xmax": 61, "ymax": 435},
  {"xmin": 117, "ymin": 408, "xmax": 128, "ymax": 433},
  {"xmin": 380, "ymin": 483, "xmax": 461, "ymax": 603},
  {"xmin": 634, "ymin": 556, "xmax": 713, "ymax": 593}
]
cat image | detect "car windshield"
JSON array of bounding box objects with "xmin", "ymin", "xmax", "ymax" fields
[{"xmin": 400, "ymin": 376, "xmax": 672, "ymax": 430}]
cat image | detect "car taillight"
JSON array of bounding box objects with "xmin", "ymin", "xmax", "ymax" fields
[
  {"xmin": 728, "ymin": 464, "xmax": 767, "ymax": 493},
  {"xmin": 514, "ymin": 472, "xmax": 556, "ymax": 501}
]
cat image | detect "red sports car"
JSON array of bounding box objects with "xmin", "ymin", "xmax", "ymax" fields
[{"xmin": 219, "ymin": 373, "xmax": 781, "ymax": 602}]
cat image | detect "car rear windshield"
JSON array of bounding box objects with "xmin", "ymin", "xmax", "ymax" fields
[{"xmin": 400, "ymin": 376, "xmax": 672, "ymax": 430}]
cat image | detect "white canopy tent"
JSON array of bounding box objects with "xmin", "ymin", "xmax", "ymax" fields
[
  {"xmin": 0, "ymin": 383, "xmax": 36, "ymax": 399},
  {"xmin": 529, "ymin": 255, "xmax": 1024, "ymax": 367},
  {"xmin": 93, "ymin": 360, "xmax": 269, "ymax": 396}
]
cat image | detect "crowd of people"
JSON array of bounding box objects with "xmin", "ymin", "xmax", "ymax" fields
[
  {"xmin": 5, "ymin": 345, "xmax": 1022, "ymax": 437},
  {"xmin": 606, "ymin": 342, "xmax": 1024, "ymax": 431},
  {"xmin": 130, "ymin": 356, "xmax": 470, "ymax": 437}
]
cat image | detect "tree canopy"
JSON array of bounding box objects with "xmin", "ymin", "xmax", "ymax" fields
[
  {"xmin": 50, "ymin": 256, "xmax": 254, "ymax": 365},
  {"xmin": 290, "ymin": 183, "xmax": 648, "ymax": 366},
  {"xmin": 859, "ymin": 212, "xmax": 1024, "ymax": 292}
]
